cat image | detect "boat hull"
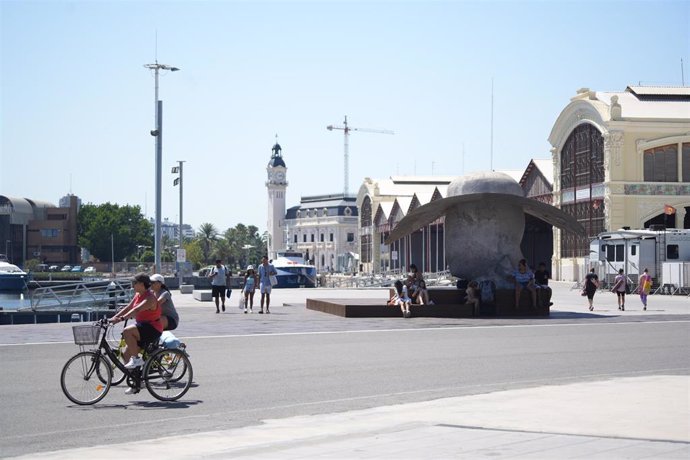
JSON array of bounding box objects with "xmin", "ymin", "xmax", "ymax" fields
[
  {"xmin": 273, "ymin": 266, "xmax": 317, "ymax": 288},
  {"xmin": 0, "ymin": 274, "xmax": 29, "ymax": 291}
]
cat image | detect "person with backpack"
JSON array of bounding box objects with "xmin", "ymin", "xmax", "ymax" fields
[
  {"xmin": 638, "ymin": 268, "xmax": 652, "ymax": 311},
  {"xmin": 208, "ymin": 259, "xmax": 229, "ymax": 313},
  {"xmin": 584, "ymin": 267, "xmax": 600, "ymax": 311}
]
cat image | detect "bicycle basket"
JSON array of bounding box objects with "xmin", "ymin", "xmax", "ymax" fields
[{"xmin": 72, "ymin": 325, "xmax": 100, "ymax": 345}]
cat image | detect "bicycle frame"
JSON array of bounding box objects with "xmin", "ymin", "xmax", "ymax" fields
[{"xmin": 93, "ymin": 320, "xmax": 143, "ymax": 387}]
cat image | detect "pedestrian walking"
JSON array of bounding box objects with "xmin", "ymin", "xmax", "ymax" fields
[
  {"xmin": 243, "ymin": 265, "xmax": 258, "ymax": 313},
  {"xmin": 638, "ymin": 268, "xmax": 653, "ymax": 311},
  {"xmin": 208, "ymin": 259, "xmax": 229, "ymax": 313},
  {"xmin": 584, "ymin": 267, "xmax": 599, "ymax": 311},
  {"xmin": 611, "ymin": 268, "xmax": 627, "ymax": 311},
  {"xmin": 258, "ymin": 256, "xmax": 277, "ymax": 314}
]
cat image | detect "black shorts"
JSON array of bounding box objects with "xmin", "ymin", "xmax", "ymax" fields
[
  {"xmin": 164, "ymin": 315, "xmax": 178, "ymax": 331},
  {"xmin": 616, "ymin": 291, "xmax": 626, "ymax": 299},
  {"xmin": 211, "ymin": 285, "xmax": 226, "ymax": 298},
  {"xmin": 136, "ymin": 322, "xmax": 162, "ymax": 348}
]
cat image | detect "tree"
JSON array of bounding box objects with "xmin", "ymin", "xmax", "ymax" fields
[
  {"xmin": 78, "ymin": 203, "xmax": 153, "ymax": 262},
  {"xmin": 197, "ymin": 222, "xmax": 218, "ymax": 263}
]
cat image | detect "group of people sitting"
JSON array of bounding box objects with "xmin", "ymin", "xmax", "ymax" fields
[
  {"xmin": 388, "ymin": 259, "xmax": 552, "ymax": 318},
  {"xmin": 388, "ymin": 264, "xmax": 432, "ymax": 318}
]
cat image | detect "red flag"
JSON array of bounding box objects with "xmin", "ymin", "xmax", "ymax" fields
[{"xmin": 664, "ymin": 204, "xmax": 676, "ymax": 215}]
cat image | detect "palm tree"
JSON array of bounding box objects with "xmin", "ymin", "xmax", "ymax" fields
[{"xmin": 197, "ymin": 223, "xmax": 218, "ymax": 263}]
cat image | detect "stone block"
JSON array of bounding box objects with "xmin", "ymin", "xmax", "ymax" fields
[
  {"xmin": 180, "ymin": 284, "xmax": 194, "ymax": 294},
  {"xmin": 192, "ymin": 290, "xmax": 212, "ymax": 302}
]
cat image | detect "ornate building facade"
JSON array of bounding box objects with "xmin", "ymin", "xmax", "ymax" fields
[{"xmin": 549, "ymin": 86, "xmax": 690, "ymax": 281}]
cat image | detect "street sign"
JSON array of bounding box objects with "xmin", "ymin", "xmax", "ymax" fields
[{"xmin": 176, "ymin": 248, "xmax": 186, "ymax": 263}]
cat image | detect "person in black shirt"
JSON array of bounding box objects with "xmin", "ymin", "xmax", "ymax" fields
[{"xmin": 534, "ymin": 262, "xmax": 550, "ymax": 286}]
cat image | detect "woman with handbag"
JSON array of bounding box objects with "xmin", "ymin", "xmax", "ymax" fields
[{"xmin": 638, "ymin": 268, "xmax": 653, "ymax": 311}]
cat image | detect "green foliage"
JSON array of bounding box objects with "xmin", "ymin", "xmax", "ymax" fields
[
  {"xmin": 197, "ymin": 222, "xmax": 218, "ymax": 264},
  {"xmin": 24, "ymin": 258, "xmax": 41, "ymax": 271},
  {"xmin": 184, "ymin": 240, "xmax": 204, "ymax": 269},
  {"xmin": 78, "ymin": 203, "xmax": 153, "ymax": 262}
]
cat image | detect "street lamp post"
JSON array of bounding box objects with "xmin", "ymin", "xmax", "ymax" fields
[
  {"xmin": 242, "ymin": 244, "xmax": 254, "ymax": 268},
  {"xmin": 172, "ymin": 160, "xmax": 185, "ymax": 286},
  {"xmin": 144, "ymin": 61, "xmax": 179, "ymax": 273}
]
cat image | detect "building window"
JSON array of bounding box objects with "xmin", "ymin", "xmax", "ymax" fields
[
  {"xmin": 344, "ymin": 207, "xmax": 352, "ymax": 216},
  {"xmin": 644, "ymin": 144, "xmax": 678, "ymax": 182},
  {"xmin": 303, "ymin": 234, "xmax": 307, "ymax": 243},
  {"xmin": 361, "ymin": 197, "xmax": 372, "ymax": 227},
  {"xmin": 347, "ymin": 232, "xmax": 355, "ymax": 242},
  {"xmin": 683, "ymin": 143, "xmax": 690, "ymax": 182},
  {"xmin": 320, "ymin": 233, "xmax": 324, "ymax": 242},
  {"xmin": 559, "ymin": 124, "xmax": 605, "ymax": 258},
  {"xmin": 668, "ymin": 244, "xmax": 680, "ymax": 259},
  {"xmin": 311, "ymin": 234, "xmax": 314, "ymax": 242},
  {"xmin": 40, "ymin": 229, "xmax": 59, "ymax": 238},
  {"xmin": 330, "ymin": 233, "xmax": 334, "ymax": 242},
  {"xmin": 294, "ymin": 235, "xmax": 298, "ymax": 243}
]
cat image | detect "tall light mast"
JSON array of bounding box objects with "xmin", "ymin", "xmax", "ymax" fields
[{"xmin": 327, "ymin": 116, "xmax": 393, "ymax": 195}]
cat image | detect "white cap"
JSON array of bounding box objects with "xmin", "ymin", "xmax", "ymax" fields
[
  {"xmin": 150, "ymin": 274, "xmax": 164, "ymax": 283},
  {"xmin": 247, "ymin": 265, "xmax": 254, "ymax": 270}
]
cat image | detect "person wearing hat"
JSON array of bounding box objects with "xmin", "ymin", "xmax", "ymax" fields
[
  {"xmin": 150, "ymin": 274, "xmax": 179, "ymax": 330},
  {"xmin": 242, "ymin": 265, "xmax": 259, "ymax": 313}
]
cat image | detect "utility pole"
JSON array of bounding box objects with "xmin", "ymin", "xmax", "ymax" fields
[
  {"xmin": 144, "ymin": 60, "xmax": 180, "ymax": 273},
  {"xmin": 172, "ymin": 160, "xmax": 185, "ymax": 286},
  {"xmin": 327, "ymin": 116, "xmax": 393, "ymax": 195}
]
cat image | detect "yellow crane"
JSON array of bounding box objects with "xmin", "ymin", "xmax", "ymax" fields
[{"xmin": 327, "ymin": 115, "xmax": 394, "ymax": 195}]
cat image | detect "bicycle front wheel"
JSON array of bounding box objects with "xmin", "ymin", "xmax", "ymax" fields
[
  {"xmin": 60, "ymin": 351, "xmax": 112, "ymax": 405},
  {"xmin": 144, "ymin": 348, "xmax": 193, "ymax": 401}
]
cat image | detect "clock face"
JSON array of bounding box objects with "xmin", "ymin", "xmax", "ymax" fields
[{"xmin": 275, "ymin": 171, "xmax": 285, "ymax": 181}]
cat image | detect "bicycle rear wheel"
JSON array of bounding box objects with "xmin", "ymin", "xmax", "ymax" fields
[
  {"xmin": 144, "ymin": 348, "xmax": 193, "ymax": 401},
  {"xmin": 60, "ymin": 351, "xmax": 112, "ymax": 405}
]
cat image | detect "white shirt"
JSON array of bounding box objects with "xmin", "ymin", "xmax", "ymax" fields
[{"xmin": 210, "ymin": 265, "xmax": 228, "ymax": 286}]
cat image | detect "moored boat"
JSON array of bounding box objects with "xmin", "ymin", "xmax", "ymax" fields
[
  {"xmin": 272, "ymin": 251, "xmax": 317, "ymax": 288},
  {"xmin": 0, "ymin": 262, "xmax": 30, "ymax": 291}
]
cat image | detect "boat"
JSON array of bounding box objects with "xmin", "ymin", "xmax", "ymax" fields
[
  {"xmin": 272, "ymin": 251, "xmax": 317, "ymax": 288},
  {"xmin": 0, "ymin": 262, "xmax": 30, "ymax": 291}
]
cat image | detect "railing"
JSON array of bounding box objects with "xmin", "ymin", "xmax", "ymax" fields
[{"xmin": 27, "ymin": 279, "xmax": 133, "ymax": 311}]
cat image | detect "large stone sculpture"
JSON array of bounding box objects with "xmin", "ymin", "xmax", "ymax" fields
[{"xmin": 385, "ymin": 171, "xmax": 585, "ymax": 290}]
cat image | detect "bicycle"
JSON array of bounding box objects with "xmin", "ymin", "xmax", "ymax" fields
[
  {"xmin": 104, "ymin": 319, "xmax": 189, "ymax": 386},
  {"xmin": 60, "ymin": 318, "xmax": 193, "ymax": 405}
]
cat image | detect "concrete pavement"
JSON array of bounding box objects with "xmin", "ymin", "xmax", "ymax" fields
[{"xmin": 5, "ymin": 281, "xmax": 690, "ymax": 459}]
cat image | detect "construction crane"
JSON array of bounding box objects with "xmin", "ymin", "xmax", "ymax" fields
[{"xmin": 327, "ymin": 115, "xmax": 394, "ymax": 195}]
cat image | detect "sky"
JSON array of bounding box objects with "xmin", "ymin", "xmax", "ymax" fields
[{"xmin": 1, "ymin": 0, "xmax": 688, "ymax": 235}]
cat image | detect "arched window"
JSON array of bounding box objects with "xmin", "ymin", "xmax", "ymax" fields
[
  {"xmin": 559, "ymin": 124, "xmax": 605, "ymax": 258},
  {"xmin": 643, "ymin": 144, "xmax": 678, "ymax": 182}
]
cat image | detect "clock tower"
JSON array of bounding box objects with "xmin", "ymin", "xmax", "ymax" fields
[{"xmin": 266, "ymin": 140, "xmax": 287, "ymax": 260}]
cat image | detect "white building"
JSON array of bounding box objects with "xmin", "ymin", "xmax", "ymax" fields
[{"xmin": 285, "ymin": 194, "xmax": 359, "ymax": 273}]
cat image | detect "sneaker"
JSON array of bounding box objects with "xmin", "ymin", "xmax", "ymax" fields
[
  {"xmin": 124, "ymin": 356, "xmax": 144, "ymax": 369},
  {"xmin": 124, "ymin": 386, "xmax": 140, "ymax": 395},
  {"xmin": 244, "ymin": 308, "xmax": 248, "ymax": 314},
  {"xmin": 222, "ymin": 305, "xmax": 226, "ymax": 312}
]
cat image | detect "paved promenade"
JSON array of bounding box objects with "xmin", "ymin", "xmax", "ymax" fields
[{"xmin": 6, "ymin": 282, "xmax": 690, "ymax": 459}]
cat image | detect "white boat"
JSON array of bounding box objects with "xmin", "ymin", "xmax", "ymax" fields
[
  {"xmin": 0, "ymin": 262, "xmax": 30, "ymax": 291},
  {"xmin": 272, "ymin": 251, "xmax": 317, "ymax": 288}
]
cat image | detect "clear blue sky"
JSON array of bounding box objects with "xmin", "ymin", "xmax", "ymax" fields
[{"xmin": 2, "ymin": 0, "xmax": 688, "ymax": 234}]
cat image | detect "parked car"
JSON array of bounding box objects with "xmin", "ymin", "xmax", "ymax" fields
[
  {"xmin": 84, "ymin": 266, "xmax": 96, "ymax": 273},
  {"xmin": 35, "ymin": 264, "xmax": 49, "ymax": 272},
  {"xmin": 60, "ymin": 265, "xmax": 72, "ymax": 272},
  {"xmin": 48, "ymin": 265, "xmax": 59, "ymax": 272},
  {"xmin": 70, "ymin": 266, "xmax": 83, "ymax": 272}
]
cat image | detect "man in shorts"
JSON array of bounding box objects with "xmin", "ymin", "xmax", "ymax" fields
[
  {"xmin": 258, "ymin": 256, "xmax": 277, "ymax": 314},
  {"xmin": 209, "ymin": 259, "xmax": 228, "ymax": 313}
]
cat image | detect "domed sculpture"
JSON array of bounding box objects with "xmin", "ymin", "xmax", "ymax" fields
[{"xmin": 385, "ymin": 171, "xmax": 585, "ymax": 289}]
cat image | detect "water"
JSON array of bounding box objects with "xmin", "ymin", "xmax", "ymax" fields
[{"xmin": 0, "ymin": 292, "xmax": 32, "ymax": 310}]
